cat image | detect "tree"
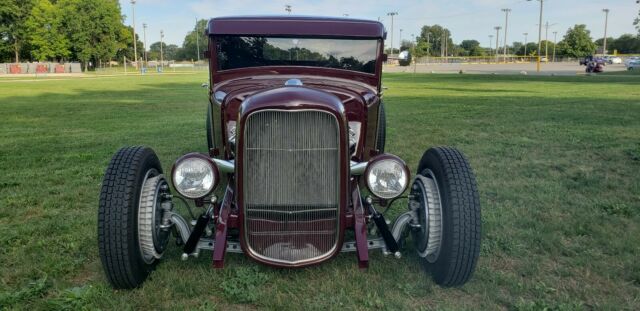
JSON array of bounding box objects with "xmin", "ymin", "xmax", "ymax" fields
[
  {"xmin": 115, "ymin": 25, "xmax": 144, "ymax": 63},
  {"xmin": 557, "ymin": 24, "xmax": 596, "ymax": 58},
  {"xmin": 611, "ymin": 34, "xmax": 640, "ymax": 54},
  {"xmin": 149, "ymin": 41, "xmax": 180, "ymax": 61},
  {"xmin": 635, "ymin": 9, "xmax": 640, "ymax": 36},
  {"xmin": 0, "ymin": 0, "xmax": 35, "ymax": 62},
  {"xmin": 181, "ymin": 19, "xmax": 208, "ymax": 61},
  {"xmin": 399, "ymin": 39, "xmax": 414, "ymax": 52},
  {"xmin": 59, "ymin": 0, "xmax": 123, "ymax": 70},
  {"xmin": 459, "ymin": 39, "xmax": 484, "ymax": 56},
  {"xmin": 418, "ymin": 25, "xmax": 453, "ymax": 57},
  {"xmin": 26, "ymin": 0, "xmax": 70, "ymax": 61},
  {"xmin": 595, "ymin": 36, "xmax": 616, "ymax": 52}
]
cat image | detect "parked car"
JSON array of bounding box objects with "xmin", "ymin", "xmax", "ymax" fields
[
  {"xmin": 627, "ymin": 60, "xmax": 640, "ymax": 70},
  {"xmin": 625, "ymin": 56, "xmax": 640, "ymax": 66},
  {"xmin": 98, "ymin": 16, "xmax": 482, "ymax": 289},
  {"xmin": 606, "ymin": 56, "xmax": 622, "ymax": 64}
]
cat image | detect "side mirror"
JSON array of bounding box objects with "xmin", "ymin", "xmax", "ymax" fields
[{"xmin": 382, "ymin": 54, "xmax": 388, "ymax": 62}]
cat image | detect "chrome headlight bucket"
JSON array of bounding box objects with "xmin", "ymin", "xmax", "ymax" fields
[
  {"xmin": 171, "ymin": 153, "xmax": 219, "ymax": 199},
  {"xmin": 365, "ymin": 154, "xmax": 410, "ymax": 199}
]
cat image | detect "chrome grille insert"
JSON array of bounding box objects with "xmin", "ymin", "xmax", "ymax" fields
[{"xmin": 243, "ymin": 110, "xmax": 340, "ymax": 264}]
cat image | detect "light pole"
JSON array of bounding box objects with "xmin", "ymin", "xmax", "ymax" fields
[
  {"xmin": 399, "ymin": 28, "xmax": 403, "ymax": 50},
  {"xmin": 489, "ymin": 35, "xmax": 494, "ymax": 56},
  {"xmin": 502, "ymin": 8, "xmax": 511, "ymax": 61},
  {"xmin": 131, "ymin": 0, "xmax": 138, "ymax": 70},
  {"xmin": 494, "ymin": 26, "xmax": 501, "ymax": 62},
  {"xmin": 602, "ymin": 9, "xmax": 610, "ymax": 55},
  {"xmin": 195, "ymin": 18, "xmax": 200, "ymax": 62},
  {"xmin": 523, "ymin": 32, "xmax": 528, "ymax": 56},
  {"xmin": 387, "ymin": 12, "xmax": 398, "ymax": 54},
  {"xmin": 527, "ymin": 0, "xmax": 544, "ymax": 71},
  {"xmin": 543, "ymin": 22, "xmax": 556, "ymax": 62},
  {"xmin": 142, "ymin": 23, "xmax": 148, "ymax": 68},
  {"xmin": 552, "ymin": 31, "xmax": 557, "ymax": 62},
  {"xmin": 160, "ymin": 30, "xmax": 164, "ymax": 71}
]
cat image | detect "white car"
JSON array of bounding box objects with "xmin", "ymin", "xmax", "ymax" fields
[
  {"xmin": 606, "ymin": 56, "xmax": 622, "ymax": 64},
  {"xmin": 627, "ymin": 60, "xmax": 640, "ymax": 71}
]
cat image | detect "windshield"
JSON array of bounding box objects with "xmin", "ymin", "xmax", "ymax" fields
[{"xmin": 215, "ymin": 36, "xmax": 379, "ymax": 74}]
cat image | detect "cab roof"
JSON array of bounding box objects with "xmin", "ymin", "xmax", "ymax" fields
[{"xmin": 207, "ymin": 16, "xmax": 386, "ymax": 39}]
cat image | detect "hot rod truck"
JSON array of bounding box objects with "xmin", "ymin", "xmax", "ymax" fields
[{"xmin": 98, "ymin": 16, "xmax": 481, "ymax": 289}]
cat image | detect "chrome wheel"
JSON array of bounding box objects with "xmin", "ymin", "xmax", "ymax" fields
[
  {"xmin": 138, "ymin": 169, "xmax": 170, "ymax": 264},
  {"xmin": 410, "ymin": 170, "xmax": 443, "ymax": 263}
]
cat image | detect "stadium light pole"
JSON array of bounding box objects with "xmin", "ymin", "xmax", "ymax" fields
[
  {"xmin": 523, "ymin": 32, "xmax": 528, "ymax": 56},
  {"xmin": 489, "ymin": 35, "xmax": 494, "ymax": 57},
  {"xmin": 602, "ymin": 9, "xmax": 610, "ymax": 55},
  {"xmin": 387, "ymin": 12, "xmax": 398, "ymax": 54},
  {"xmin": 160, "ymin": 30, "xmax": 164, "ymax": 71},
  {"xmin": 527, "ymin": 0, "xmax": 543, "ymax": 72},
  {"xmin": 494, "ymin": 26, "xmax": 501, "ymax": 62},
  {"xmin": 552, "ymin": 31, "xmax": 557, "ymax": 62},
  {"xmin": 143, "ymin": 23, "xmax": 148, "ymax": 68},
  {"xmin": 195, "ymin": 18, "xmax": 201, "ymax": 62},
  {"xmin": 131, "ymin": 0, "xmax": 138, "ymax": 70},
  {"xmin": 502, "ymin": 8, "xmax": 511, "ymax": 62}
]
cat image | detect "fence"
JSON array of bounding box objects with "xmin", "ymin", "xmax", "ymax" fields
[{"xmin": 0, "ymin": 62, "xmax": 82, "ymax": 74}]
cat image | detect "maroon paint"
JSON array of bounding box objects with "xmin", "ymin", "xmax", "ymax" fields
[
  {"xmin": 208, "ymin": 16, "xmax": 385, "ymax": 39},
  {"xmin": 235, "ymin": 86, "xmax": 349, "ymax": 268},
  {"xmin": 352, "ymin": 185, "xmax": 369, "ymax": 269},
  {"xmin": 212, "ymin": 184, "xmax": 234, "ymax": 268}
]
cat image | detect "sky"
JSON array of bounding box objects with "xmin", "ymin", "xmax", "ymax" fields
[{"xmin": 120, "ymin": 0, "xmax": 639, "ymax": 49}]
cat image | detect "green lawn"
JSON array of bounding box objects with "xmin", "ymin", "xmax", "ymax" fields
[{"xmin": 1, "ymin": 73, "xmax": 639, "ymax": 310}]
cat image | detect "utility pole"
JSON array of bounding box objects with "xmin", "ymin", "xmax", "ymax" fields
[
  {"xmin": 142, "ymin": 23, "xmax": 148, "ymax": 68},
  {"xmin": 160, "ymin": 30, "xmax": 164, "ymax": 71},
  {"xmin": 489, "ymin": 35, "xmax": 494, "ymax": 57},
  {"xmin": 444, "ymin": 29, "xmax": 448, "ymax": 62},
  {"xmin": 494, "ymin": 26, "xmax": 501, "ymax": 62},
  {"xmin": 387, "ymin": 12, "xmax": 398, "ymax": 54},
  {"xmin": 552, "ymin": 31, "xmax": 557, "ymax": 62},
  {"xmin": 285, "ymin": 4, "xmax": 291, "ymax": 14},
  {"xmin": 527, "ymin": 0, "xmax": 544, "ymax": 72},
  {"xmin": 195, "ymin": 18, "xmax": 201, "ymax": 62},
  {"xmin": 523, "ymin": 32, "xmax": 528, "ymax": 56},
  {"xmin": 399, "ymin": 29, "xmax": 403, "ymax": 50},
  {"xmin": 602, "ymin": 9, "xmax": 610, "ymax": 55},
  {"xmin": 542, "ymin": 22, "xmax": 556, "ymax": 62},
  {"xmin": 131, "ymin": 0, "xmax": 138, "ymax": 70},
  {"xmin": 502, "ymin": 8, "xmax": 511, "ymax": 61}
]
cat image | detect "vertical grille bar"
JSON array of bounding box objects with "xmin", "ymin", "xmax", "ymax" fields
[{"xmin": 243, "ymin": 110, "xmax": 340, "ymax": 264}]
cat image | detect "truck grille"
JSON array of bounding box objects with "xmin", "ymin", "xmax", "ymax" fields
[{"xmin": 243, "ymin": 110, "xmax": 340, "ymax": 264}]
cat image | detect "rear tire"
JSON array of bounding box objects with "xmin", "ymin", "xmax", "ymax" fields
[
  {"xmin": 98, "ymin": 146, "xmax": 164, "ymax": 289},
  {"xmin": 414, "ymin": 147, "xmax": 481, "ymax": 287}
]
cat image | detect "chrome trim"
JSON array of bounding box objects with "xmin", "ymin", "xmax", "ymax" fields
[
  {"xmin": 341, "ymin": 238, "xmax": 386, "ymax": 252},
  {"xmin": 242, "ymin": 109, "xmax": 342, "ymax": 265},
  {"xmin": 197, "ymin": 239, "xmax": 243, "ymax": 253},
  {"xmin": 213, "ymin": 158, "xmax": 235, "ymax": 174},
  {"xmin": 350, "ymin": 161, "xmax": 367, "ymax": 175},
  {"xmin": 169, "ymin": 212, "xmax": 191, "ymax": 244},
  {"xmin": 284, "ymin": 78, "xmax": 303, "ymax": 86}
]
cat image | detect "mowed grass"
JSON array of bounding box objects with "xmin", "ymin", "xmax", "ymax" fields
[{"xmin": 1, "ymin": 72, "xmax": 639, "ymax": 310}]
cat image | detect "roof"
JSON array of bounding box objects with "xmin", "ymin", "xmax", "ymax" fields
[{"xmin": 207, "ymin": 16, "xmax": 386, "ymax": 39}]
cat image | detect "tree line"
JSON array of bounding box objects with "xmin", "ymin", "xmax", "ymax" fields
[
  {"xmin": 0, "ymin": 0, "xmax": 207, "ymax": 69},
  {"xmin": 399, "ymin": 21, "xmax": 640, "ymax": 58}
]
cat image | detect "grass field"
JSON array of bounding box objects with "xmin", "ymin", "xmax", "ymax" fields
[{"xmin": 1, "ymin": 72, "xmax": 639, "ymax": 310}]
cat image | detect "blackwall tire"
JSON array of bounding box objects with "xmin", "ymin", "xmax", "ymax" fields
[
  {"xmin": 415, "ymin": 147, "xmax": 481, "ymax": 287},
  {"xmin": 206, "ymin": 104, "xmax": 213, "ymax": 152},
  {"xmin": 376, "ymin": 102, "xmax": 386, "ymax": 153},
  {"xmin": 98, "ymin": 146, "xmax": 164, "ymax": 289}
]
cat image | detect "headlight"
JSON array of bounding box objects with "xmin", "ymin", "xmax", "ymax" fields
[
  {"xmin": 172, "ymin": 153, "xmax": 219, "ymax": 199},
  {"xmin": 365, "ymin": 155, "xmax": 409, "ymax": 199}
]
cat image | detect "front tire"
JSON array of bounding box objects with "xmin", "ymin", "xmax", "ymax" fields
[
  {"xmin": 413, "ymin": 147, "xmax": 481, "ymax": 287},
  {"xmin": 98, "ymin": 146, "xmax": 166, "ymax": 289}
]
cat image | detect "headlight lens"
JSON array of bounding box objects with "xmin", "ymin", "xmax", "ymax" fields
[
  {"xmin": 365, "ymin": 156, "xmax": 409, "ymax": 199},
  {"xmin": 172, "ymin": 154, "xmax": 218, "ymax": 199}
]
